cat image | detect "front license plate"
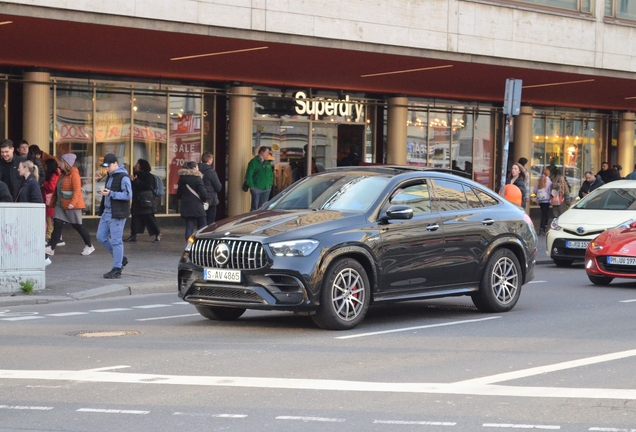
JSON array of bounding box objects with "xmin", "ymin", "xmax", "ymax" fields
[
  {"xmin": 204, "ymin": 268, "xmax": 241, "ymax": 283},
  {"xmin": 608, "ymin": 256, "xmax": 636, "ymax": 266},
  {"xmin": 565, "ymin": 240, "xmax": 589, "ymax": 249}
]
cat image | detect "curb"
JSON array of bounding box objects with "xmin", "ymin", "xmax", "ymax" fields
[{"xmin": 0, "ymin": 280, "xmax": 175, "ymax": 307}]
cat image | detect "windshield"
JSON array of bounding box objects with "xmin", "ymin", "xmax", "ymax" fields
[
  {"xmin": 267, "ymin": 173, "xmax": 390, "ymax": 212},
  {"xmin": 574, "ymin": 188, "xmax": 636, "ymax": 210}
]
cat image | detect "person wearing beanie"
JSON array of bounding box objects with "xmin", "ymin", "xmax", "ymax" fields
[
  {"xmin": 45, "ymin": 152, "xmax": 95, "ymax": 259},
  {"xmin": 97, "ymin": 153, "xmax": 132, "ymax": 279}
]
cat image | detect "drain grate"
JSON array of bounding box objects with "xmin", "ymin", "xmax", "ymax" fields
[{"xmin": 67, "ymin": 330, "xmax": 140, "ymax": 338}]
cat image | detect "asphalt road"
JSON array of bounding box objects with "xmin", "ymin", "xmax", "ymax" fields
[{"xmin": 1, "ymin": 263, "xmax": 636, "ymax": 431}]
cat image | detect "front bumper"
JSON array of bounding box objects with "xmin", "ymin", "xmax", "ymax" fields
[
  {"xmin": 177, "ymin": 262, "xmax": 315, "ymax": 312},
  {"xmin": 547, "ymin": 233, "xmax": 595, "ymax": 261}
]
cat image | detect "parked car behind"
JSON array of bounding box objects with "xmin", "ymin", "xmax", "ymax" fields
[
  {"xmin": 547, "ymin": 180, "xmax": 636, "ymax": 267},
  {"xmin": 178, "ymin": 166, "xmax": 537, "ymax": 330}
]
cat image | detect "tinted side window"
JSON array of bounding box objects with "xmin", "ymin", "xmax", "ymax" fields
[
  {"xmin": 390, "ymin": 183, "xmax": 431, "ymax": 215},
  {"xmin": 433, "ymin": 179, "xmax": 468, "ymax": 211},
  {"xmin": 473, "ymin": 188, "xmax": 499, "ymax": 207},
  {"xmin": 464, "ymin": 185, "xmax": 483, "ymax": 208}
]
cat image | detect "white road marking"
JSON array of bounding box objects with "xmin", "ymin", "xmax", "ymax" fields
[
  {"xmin": 173, "ymin": 412, "xmax": 247, "ymax": 418},
  {"xmin": 528, "ymin": 280, "xmax": 547, "ymax": 284},
  {"xmin": 0, "ymin": 405, "xmax": 53, "ymax": 410},
  {"xmin": 619, "ymin": 299, "xmax": 636, "ymax": 303},
  {"xmin": 90, "ymin": 308, "xmax": 132, "ymax": 313},
  {"xmin": 454, "ymin": 348, "xmax": 636, "ymax": 386},
  {"xmin": 82, "ymin": 366, "xmax": 131, "ymax": 372},
  {"xmin": 336, "ymin": 316, "xmax": 502, "ymax": 339},
  {"xmin": 589, "ymin": 428, "xmax": 636, "ymax": 431},
  {"xmin": 483, "ymin": 424, "xmax": 560, "ymax": 429},
  {"xmin": 46, "ymin": 312, "xmax": 89, "ymax": 317},
  {"xmin": 374, "ymin": 420, "xmax": 456, "ymax": 426},
  {"xmin": 136, "ymin": 313, "xmax": 200, "ymax": 322},
  {"xmin": 132, "ymin": 304, "xmax": 171, "ymax": 309},
  {"xmin": 276, "ymin": 416, "xmax": 346, "ymax": 422},
  {"xmin": 172, "ymin": 302, "xmax": 191, "ymax": 306},
  {"xmin": 77, "ymin": 408, "xmax": 149, "ymax": 414},
  {"xmin": 0, "ymin": 316, "xmax": 44, "ymax": 321}
]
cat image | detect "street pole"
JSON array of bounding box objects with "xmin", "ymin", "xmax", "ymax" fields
[{"xmin": 500, "ymin": 79, "xmax": 522, "ymax": 196}]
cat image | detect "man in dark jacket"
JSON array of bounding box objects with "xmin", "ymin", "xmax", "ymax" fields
[
  {"xmin": 17, "ymin": 140, "xmax": 44, "ymax": 186},
  {"xmin": 597, "ymin": 161, "xmax": 620, "ymax": 183},
  {"xmin": 198, "ymin": 152, "xmax": 222, "ymax": 225},
  {"xmin": 0, "ymin": 139, "xmax": 25, "ymax": 200},
  {"xmin": 579, "ymin": 171, "xmax": 604, "ymax": 199},
  {"xmin": 97, "ymin": 153, "xmax": 132, "ymax": 279}
]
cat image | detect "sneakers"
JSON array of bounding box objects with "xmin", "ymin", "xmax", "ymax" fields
[
  {"xmin": 81, "ymin": 245, "xmax": 95, "ymax": 256},
  {"xmin": 122, "ymin": 256, "xmax": 128, "ymax": 267},
  {"xmin": 124, "ymin": 236, "xmax": 137, "ymax": 242},
  {"xmin": 154, "ymin": 234, "xmax": 162, "ymax": 243},
  {"xmin": 45, "ymin": 246, "xmax": 54, "ymax": 256},
  {"xmin": 103, "ymin": 267, "xmax": 122, "ymax": 279},
  {"xmin": 44, "ymin": 257, "xmax": 52, "ymax": 266}
]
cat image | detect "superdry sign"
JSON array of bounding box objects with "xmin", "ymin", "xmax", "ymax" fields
[{"xmin": 293, "ymin": 91, "xmax": 365, "ymax": 122}]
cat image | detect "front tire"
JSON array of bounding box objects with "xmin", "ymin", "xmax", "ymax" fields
[
  {"xmin": 553, "ymin": 258, "xmax": 573, "ymax": 268},
  {"xmin": 588, "ymin": 274, "xmax": 614, "ymax": 286},
  {"xmin": 311, "ymin": 258, "xmax": 370, "ymax": 330},
  {"xmin": 472, "ymin": 249, "xmax": 522, "ymax": 312},
  {"xmin": 195, "ymin": 305, "xmax": 246, "ymax": 321}
]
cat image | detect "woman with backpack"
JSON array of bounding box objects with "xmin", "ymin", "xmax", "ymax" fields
[{"xmin": 125, "ymin": 159, "xmax": 162, "ymax": 243}]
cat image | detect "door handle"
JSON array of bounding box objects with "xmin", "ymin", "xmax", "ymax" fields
[
  {"xmin": 482, "ymin": 218, "xmax": 495, "ymax": 226},
  {"xmin": 426, "ymin": 223, "xmax": 439, "ymax": 231}
]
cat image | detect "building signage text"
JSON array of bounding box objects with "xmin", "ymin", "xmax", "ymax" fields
[{"xmin": 294, "ymin": 91, "xmax": 364, "ymax": 122}]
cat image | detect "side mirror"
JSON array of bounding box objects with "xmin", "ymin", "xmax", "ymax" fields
[{"xmin": 382, "ymin": 204, "xmax": 413, "ymax": 222}]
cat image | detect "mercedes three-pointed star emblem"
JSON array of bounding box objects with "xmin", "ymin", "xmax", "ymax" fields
[{"xmin": 214, "ymin": 243, "xmax": 230, "ymax": 266}]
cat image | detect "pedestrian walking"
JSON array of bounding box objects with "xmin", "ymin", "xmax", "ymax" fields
[
  {"xmin": 97, "ymin": 153, "xmax": 132, "ymax": 279},
  {"xmin": 505, "ymin": 162, "xmax": 527, "ymax": 209},
  {"xmin": 45, "ymin": 153, "xmax": 95, "ymax": 258},
  {"xmin": 517, "ymin": 157, "xmax": 530, "ymax": 211},
  {"xmin": 198, "ymin": 152, "xmax": 222, "ymax": 225},
  {"xmin": 0, "ymin": 179, "xmax": 11, "ymax": 202},
  {"xmin": 42, "ymin": 159, "xmax": 61, "ymax": 245},
  {"xmin": 533, "ymin": 167, "xmax": 552, "ymax": 235},
  {"xmin": 125, "ymin": 158, "xmax": 162, "ymax": 243},
  {"xmin": 0, "ymin": 139, "xmax": 25, "ymax": 200},
  {"xmin": 245, "ymin": 146, "xmax": 274, "ymax": 211},
  {"xmin": 177, "ymin": 161, "xmax": 209, "ymax": 240},
  {"xmin": 551, "ymin": 172, "xmax": 571, "ymax": 218}
]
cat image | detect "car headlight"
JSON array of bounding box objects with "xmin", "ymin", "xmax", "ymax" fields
[
  {"xmin": 184, "ymin": 235, "xmax": 195, "ymax": 252},
  {"xmin": 616, "ymin": 219, "xmax": 636, "ymax": 229},
  {"xmin": 268, "ymin": 240, "xmax": 319, "ymax": 257},
  {"xmin": 589, "ymin": 241, "xmax": 603, "ymax": 250},
  {"xmin": 550, "ymin": 217, "xmax": 561, "ymax": 231}
]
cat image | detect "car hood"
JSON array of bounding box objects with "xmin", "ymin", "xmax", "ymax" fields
[
  {"xmin": 593, "ymin": 227, "xmax": 636, "ymax": 255},
  {"xmin": 197, "ymin": 209, "xmax": 368, "ymax": 241},
  {"xmin": 558, "ymin": 209, "xmax": 636, "ymax": 230}
]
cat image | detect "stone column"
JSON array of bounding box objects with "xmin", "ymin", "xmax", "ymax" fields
[
  {"xmin": 23, "ymin": 70, "xmax": 51, "ymax": 152},
  {"xmin": 513, "ymin": 105, "xmax": 533, "ymax": 167},
  {"xmin": 228, "ymin": 86, "xmax": 253, "ymax": 217},
  {"xmin": 618, "ymin": 111, "xmax": 635, "ymax": 176},
  {"xmin": 386, "ymin": 96, "xmax": 408, "ymax": 165}
]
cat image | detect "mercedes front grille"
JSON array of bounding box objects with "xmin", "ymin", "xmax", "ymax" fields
[{"xmin": 190, "ymin": 239, "xmax": 267, "ymax": 269}]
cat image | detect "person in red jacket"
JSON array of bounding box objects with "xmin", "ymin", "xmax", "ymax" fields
[{"xmin": 42, "ymin": 158, "xmax": 61, "ymax": 245}]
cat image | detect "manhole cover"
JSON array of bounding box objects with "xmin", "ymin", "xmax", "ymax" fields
[{"xmin": 67, "ymin": 330, "xmax": 140, "ymax": 338}]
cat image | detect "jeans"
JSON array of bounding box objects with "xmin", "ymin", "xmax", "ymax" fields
[
  {"xmin": 250, "ymin": 188, "xmax": 271, "ymax": 211},
  {"xmin": 205, "ymin": 204, "xmax": 217, "ymax": 226},
  {"xmin": 185, "ymin": 217, "xmax": 207, "ymax": 240},
  {"xmin": 97, "ymin": 210, "xmax": 126, "ymax": 268}
]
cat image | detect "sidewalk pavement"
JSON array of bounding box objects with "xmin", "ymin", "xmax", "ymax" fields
[{"xmin": 0, "ymin": 218, "xmax": 552, "ymax": 307}]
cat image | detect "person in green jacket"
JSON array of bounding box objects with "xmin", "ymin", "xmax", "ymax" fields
[{"xmin": 245, "ymin": 146, "xmax": 274, "ymax": 211}]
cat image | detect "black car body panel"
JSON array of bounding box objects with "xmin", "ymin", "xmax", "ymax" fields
[{"xmin": 178, "ymin": 167, "xmax": 537, "ymax": 325}]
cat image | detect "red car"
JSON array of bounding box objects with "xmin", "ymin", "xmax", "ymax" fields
[{"xmin": 585, "ymin": 220, "xmax": 636, "ymax": 285}]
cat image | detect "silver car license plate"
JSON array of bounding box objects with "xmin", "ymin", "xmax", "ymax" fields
[
  {"xmin": 608, "ymin": 256, "xmax": 636, "ymax": 266},
  {"xmin": 565, "ymin": 240, "xmax": 589, "ymax": 249},
  {"xmin": 204, "ymin": 268, "xmax": 241, "ymax": 283}
]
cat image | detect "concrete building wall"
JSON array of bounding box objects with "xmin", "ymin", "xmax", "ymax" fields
[{"xmin": 3, "ymin": 0, "xmax": 635, "ymax": 73}]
